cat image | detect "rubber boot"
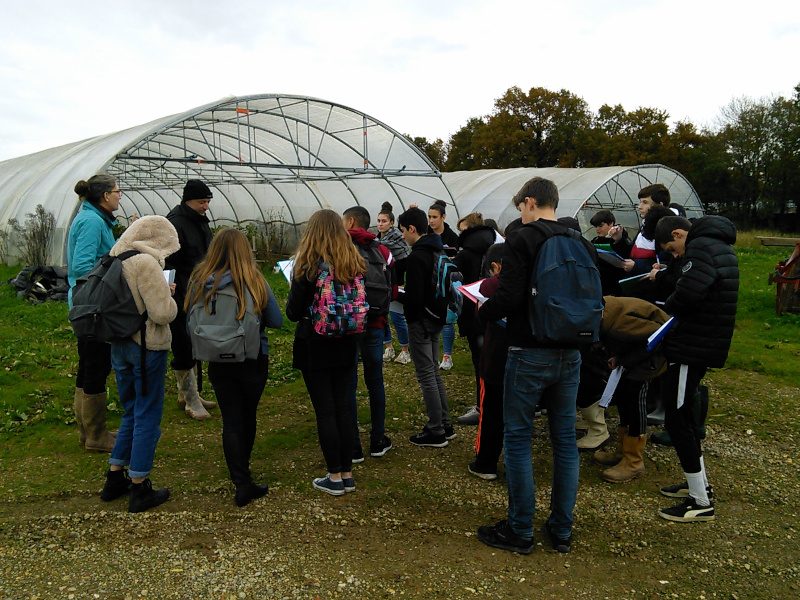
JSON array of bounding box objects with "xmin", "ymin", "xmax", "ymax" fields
[
  {"xmin": 191, "ymin": 366, "xmax": 217, "ymax": 410},
  {"xmin": 601, "ymin": 434, "xmax": 647, "ymax": 483},
  {"xmin": 83, "ymin": 392, "xmax": 116, "ymax": 453},
  {"xmin": 576, "ymin": 401, "xmax": 610, "ymax": 450},
  {"xmin": 594, "ymin": 426, "xmax": 626, "ymax": 466},
  {"xmin": 175, "ymin": 369, "xmax": 211, "ymax": 420},
  {"xmin": 128, "ymin": 478, "xmax": 170, "ymax": 513},
  {"xmin": 73, "ymin": 387, "xmax": 86, "ymax": 447}
]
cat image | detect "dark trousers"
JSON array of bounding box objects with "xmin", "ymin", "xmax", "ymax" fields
[
  {"xmin": 209, "ymin": 355, "xmax": 269, "ymax": 486},
  {"xmin": 76, "ymin": 337, "xmax": 112, "ymax": 394},
  {"xmin": 663, "ymin": 363, "xmax": 708, "ymax": 473},
  {"xmin": 466, "ymin": 332, "xmax": 483, "ymax": 407},
  {"xmin": 303, "ymin": 366, "xmax": 356, "ymax": 474},
  {"xmin": 475, "ymin": 377, "xmax": 503, "ymax": 470},
  {"xmin": 346, "ymin": 327, "xmax": 386, "ymax": 448},
  {"xmin": 169, "ymin": 303, "xmax": 195, "ymax": 371},
  {"xmin": 615, "ymin": 378, "xmax": 649, "ymax": 437}
]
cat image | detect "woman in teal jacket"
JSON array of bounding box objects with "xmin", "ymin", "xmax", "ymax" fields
[{"xmin": 67, "ymin": 174, "xmax": 120, "ymax": 452}]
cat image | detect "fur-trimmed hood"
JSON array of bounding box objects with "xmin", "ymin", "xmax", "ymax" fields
[{"xmin": 110, "ymin": 215, "xmax": 179, "ymax": 266}]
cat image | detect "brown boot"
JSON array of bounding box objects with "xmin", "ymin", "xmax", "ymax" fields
[
  {"xmin": 601, "ymin": 434, "xmax": 647, "ymax": 483},
  {"xmin": 594, "ymin": 426, "xmax": 626, "ymax": 465},
  {"xmin": 83, "ymin": 392, "xmax": 116, "ymax": 453},
  {"xmin": 175, "ymin": 369, "xmax": 211, "ymax": 420},
  {"xmin": 576, "ymin": 401, "xmax": 610, "ymax": 450},
  {"xmin": 73, "ymin": 388, "xmax": 86, "ymax": 447}
]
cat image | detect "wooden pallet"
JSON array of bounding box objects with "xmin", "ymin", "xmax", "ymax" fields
[{"xmin": 757, "ymin": 236, "xmax": 800, "ymax": 246}]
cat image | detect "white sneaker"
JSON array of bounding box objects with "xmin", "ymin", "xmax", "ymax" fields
[
  {"xmin": 394, "ymin": 349, "xmax": 412, "ymax": 364},
  {"xmin": 383, "ymin": 346, "xmax": 396, "ymax": 362},
  {"xmin": 439, "ymin": 355, "xmax": 453, "ymax": 370}
]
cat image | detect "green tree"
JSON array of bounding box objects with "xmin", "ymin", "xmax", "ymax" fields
[{"xmin": 406, "ymin": 135, "xmax": 447, "ymax": 169}]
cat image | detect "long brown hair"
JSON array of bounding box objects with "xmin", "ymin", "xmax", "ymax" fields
[
  {"xmin": 185, "ymin": 228, "xmax": 268, "ymax": 319},
  {"xmin": 293, "ymin": 209, "xmax": 365, "ymax": 283}
]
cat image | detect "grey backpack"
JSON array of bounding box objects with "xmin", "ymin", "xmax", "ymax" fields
[{"xmin": 187, "ymin": 286, "xmax": 260, "ymax": 363}]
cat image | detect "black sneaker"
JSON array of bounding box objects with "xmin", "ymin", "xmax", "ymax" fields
[
  {"xmin": 369, "ymin": 435, "xmax": 393, "ymax": 457},
  {"xmin": 352, "ymin": 446, "xmax": 365, "ymax": 464},
  {"xmin": 100, "ymin": 469, "xmax": 131, "ymax": 502},
  {"xmin": 235, "ymin": 482, "xmax": 269, "ymax": 507},
  {"xmin": 658, "ymin": 497, "xmax": 715, "ymax": 522},
  {"xmin": 542, "ymin": 521, "xmax": 572, "ymax": 553},
  {"xmin": 468, "ymin": 460, "xmax": 498, "ymax": 481},
  {"xmin": 444, "ymin": 424, "xmax": 457, "ymax": 440},
  {"xmin": 128, "ymin": 479, "xmax": 170, "ymax": 513},
  {"xmin": 660, "ymin": 482, "xmax": 715, "ymax": 500},
  {"xmin": 477, "ymin": 519, "xmax": 533, "ymax": 555},
  {"xmin": 409, "ymin": 430, "xmax": 448, "ymax": 448}
]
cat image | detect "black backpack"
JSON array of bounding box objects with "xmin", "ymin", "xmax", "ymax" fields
[
  {"xmin": 69, "ymin": 250, "xmax": 147, "ymax": 343},
  {"xmin": 528, "ymin": 225, "xmax": 603, "ymax": 345},
  {"xmin": 355, "ymin": 240, "xmax": 391, "ymax": 319}
]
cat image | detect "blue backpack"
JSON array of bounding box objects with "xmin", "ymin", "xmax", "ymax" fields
[
  {"xmin": 528, "ymin": 225, "xmax": 603, "ymax": 345},
  {"xmin": 426, "ymin": 251, "xmax": 464, "ymax": 325}
]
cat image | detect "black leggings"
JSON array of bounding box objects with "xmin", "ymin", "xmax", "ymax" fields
[
  {"xmin": 475, "ymin": 378, "xmax": 503, "ymax": 470},
  {"xmin": 302, "ymin": 366, "xmax": 356, "ymax": 474},
  {"xmin": 209, "ymin": 355, "xmax": 269, "ymax": 486},
  {"xmin": 76, "ymin": 337, "xmax": 112, "ymax": 394},
  {"xmin": 663, "ymin": 364, "xmax": 707, "ymax": 474}
]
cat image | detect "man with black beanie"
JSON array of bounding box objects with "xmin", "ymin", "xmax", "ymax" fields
[{"xmin": 166, "ymin": 180, "xmax": 215, "ymax": 420}]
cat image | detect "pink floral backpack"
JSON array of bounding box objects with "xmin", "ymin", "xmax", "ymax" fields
[{"xmin": 310, "ymin": 261, "xmax": 368, "ymax": 337}]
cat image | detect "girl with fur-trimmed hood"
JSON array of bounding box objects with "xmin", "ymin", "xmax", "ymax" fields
[{"xmin": 99, "ymin": 215, "xmax": 180, "ymax": 514}]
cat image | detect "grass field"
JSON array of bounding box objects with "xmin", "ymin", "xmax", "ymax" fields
[{"xmin": 0, "ymin": 232, "xmax": 798, "ymax": 598}]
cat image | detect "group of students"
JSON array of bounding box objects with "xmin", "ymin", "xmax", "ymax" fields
[{"xmin": 66, "ymin": 173, "xmax": 739, "ymax": 556}]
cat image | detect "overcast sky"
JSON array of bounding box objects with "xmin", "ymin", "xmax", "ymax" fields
[{"xmin": 0, "ymin": 0, "xmax": 797, "ymax": 161}]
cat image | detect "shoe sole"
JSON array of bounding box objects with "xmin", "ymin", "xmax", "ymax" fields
[
  {"xmin": 660, "ymin": 488, "xmax": 690, "ymax": 498},
  {"xmin": 352, "ymin": 457, "xmax": 365, "ymax": 464},
  {"xmin": 468, "ymin": 467, "xmax": 498, "ymax": 481},
  {"xmin": 658, "ymin": 510, "xmax": 715, "ymax": 523},
  {"xmin": 410, "ymin": 440, "xmax": 448, "ymax": 448},
  {"xmin": 369, "ymin": 446, "xmax": 393, "ymax": 457},
  {"xmin": 312, "ymin": 481, "xmax": 345, "ymax": 496}
]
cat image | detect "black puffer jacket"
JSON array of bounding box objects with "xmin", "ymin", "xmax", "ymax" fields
[
  {"xmin": 454, "ymin": 225, "xmax": 496, "ymax": 337},
  {"xmin": 663, "ymin": 216, "xmax": 739, "ymax": 368},
  {"xmin": 165, "ymin": 203, "xmax": 212, "ymax": 300}
]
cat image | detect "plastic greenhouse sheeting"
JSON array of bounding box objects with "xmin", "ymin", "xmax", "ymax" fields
[
  {"xmin": 0, "ymin": 95, "xmax": 454, "ymax": 265},
  {"xmin": 442, "ymin": 165, "xmax": 704, "ymax": 237}
]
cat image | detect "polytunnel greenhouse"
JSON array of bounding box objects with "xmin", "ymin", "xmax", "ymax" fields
[{"xmin": 0, "ymin": 94, "xmax": 703, "ymax": 266}]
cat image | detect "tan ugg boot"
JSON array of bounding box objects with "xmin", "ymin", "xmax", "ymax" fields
[
  {"xmin": 575, "ymin": 411, "xmax": 589, "ymax": 431},
  {"xmin": 175, "ymin": 369, "xmax": 211, "ymax": 420},
  {"xmin": 73, "ymin": 387, "xmax": 86, "ymax": 447},
  {"xmin": 83, "ymin": 392, "xmax": 116, "ymax": 453},
  {"xmin": 594, "ymin": 426, "xmax": 626, "ymax": 466},
  {"xmin": 601, "ymin": 434, "xmax": 647, "ymax": 483},
  {"xmin": 576, "ymin": 401, "xmax": 610, "ymax": 450},
  {"xmin": 191, "ymin": 366, "xmax": 216, "ymax": 410}
]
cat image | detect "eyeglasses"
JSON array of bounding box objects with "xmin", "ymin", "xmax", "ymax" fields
[{"xmin": 106, "ymin": 189, "xmax": 122, "ymax": 195}]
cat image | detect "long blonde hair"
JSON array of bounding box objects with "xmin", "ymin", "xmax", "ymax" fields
[
  {"xmin": 294, "ymin": 209, "xmax": 365, "ymax": 282},
  {"xmin": 185, "ymin": 228, "xmax": 268, "ymax": 319}
]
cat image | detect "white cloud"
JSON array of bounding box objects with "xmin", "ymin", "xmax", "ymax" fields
[{"xmin": 0, "ymin": 0, "xmax": 797, "ymax": 160}]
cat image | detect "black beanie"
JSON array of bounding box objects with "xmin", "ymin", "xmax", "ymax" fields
[{"xmin": 182, "ymin": 180, "xmax": 213, "ymax": 202}]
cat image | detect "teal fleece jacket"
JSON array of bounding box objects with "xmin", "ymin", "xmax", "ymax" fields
[{"xmin": 67, "ymin": 201, "xmax": 117, "ymax": 306}]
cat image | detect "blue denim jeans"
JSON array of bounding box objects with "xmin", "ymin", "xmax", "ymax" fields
[
  {"xmin": 442, "ymin": 323, "xmax": 455, "ymax": 356},
  {"xmin": 347, "ymin": 327, "xmax": 386, "ymax": 447},
  {"xmin": 383, "ymin": 310, "xmax": 409, "ymax": 347},
  {"xmin": 109, "ymin": 341, "xmax": 168, "ymax": 479},
  {"xmin": 503, "ymin": 347, "xmax": 581, "ymax": 540}
]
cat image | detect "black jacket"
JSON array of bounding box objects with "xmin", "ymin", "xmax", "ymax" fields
[
  {"xmin": 428, "ymin": 223, "xmax": 460, "ymax": 255},
  {"xmin": 401, "ymin": 233, "xmax": 443, "ymax": 325},
  {"xmin": 663, "ymin": 216, "xmax": 739, "ymax": 368},
  {"xmin": 454, "ymin": 225, "xmax": 496, "ymax": 337},
  {"xmin": 165, "ymin": 203, "xmax": 212, "ymax": 300},
  {"xmin": 479, "ymin": 219, "xmax": 598, "ymax": 348}
]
